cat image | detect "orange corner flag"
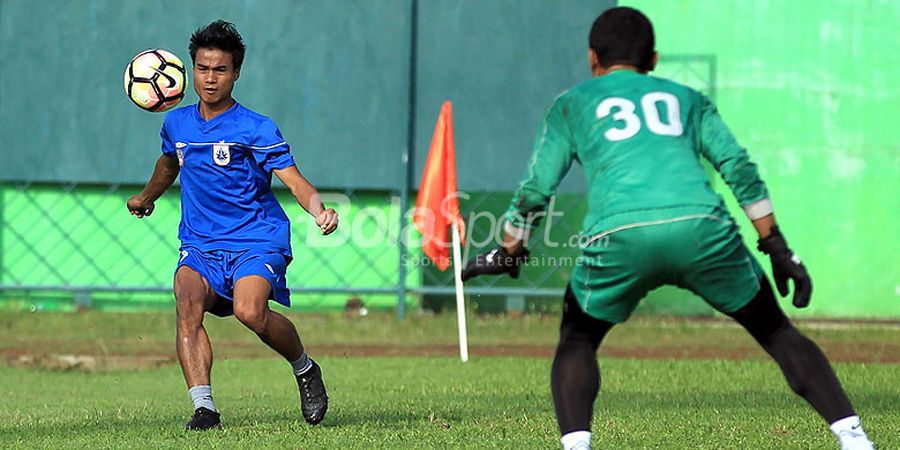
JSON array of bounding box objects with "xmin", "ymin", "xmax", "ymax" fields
[{"xmin": 413, "ymin": 101, "xmax": 466, "ymax": 271}]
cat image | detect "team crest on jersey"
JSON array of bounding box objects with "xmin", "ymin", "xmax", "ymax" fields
[{"xmin": 213, "ymin": 142, "xmax": 230, "ymax": 166}]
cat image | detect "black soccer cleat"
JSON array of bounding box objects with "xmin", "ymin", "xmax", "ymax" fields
[
  {"xmin": 296, "ymin": 360, "xmax": 328, "ymax": 425},
  {"xmin": 185, "ymin": 407, "xmax": 221, "ymax": 431}
]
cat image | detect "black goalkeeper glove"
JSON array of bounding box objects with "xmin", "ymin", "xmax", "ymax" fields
[
  {"xmin": 461, "ymin": 247, "xmax": 530, "ymax": 282},
  {"xmin": 757, "ymin": 225, "xmax": 812, "ymax": 308}
]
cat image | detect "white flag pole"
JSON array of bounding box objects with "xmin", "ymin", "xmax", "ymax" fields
[{"xmin": 451, "ymin": 222, "xmax": 469, "ymax": 362}]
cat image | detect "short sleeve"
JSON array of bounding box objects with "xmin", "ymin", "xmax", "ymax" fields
[
  {"xmin": 252, "ymin": 119, "xmax": 295, "ymax": 172},
  {"xmin": 160, "ymin": 115, "xmax": 176, "ymax": 157}
]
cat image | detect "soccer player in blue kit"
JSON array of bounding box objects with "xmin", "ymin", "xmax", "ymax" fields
[{"xmin": 127, "ymin": 20, "xmax": 336, "ymax": 430}]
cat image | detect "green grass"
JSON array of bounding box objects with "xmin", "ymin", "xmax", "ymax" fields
[
  {"xmin": 0, "ymin": 311, "xmax": 898, "ymax": 449},
  {"xmin": 1, "ymin": 310, "xmax": 897, "ymax": 358}
]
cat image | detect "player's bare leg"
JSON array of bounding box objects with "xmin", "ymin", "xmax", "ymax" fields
[
  {"xmin": 233, "ymin": 275, "xmax": 328, "ymax": 424},
  {"xmin": 727, "ymin": 279, "xmax": 873, "ymax": 450},
  {"xmin": 174, "ymin": 265, "xmax": 221, "ymax": 430},
  {"xmin": 233, "ymin": 275, "xmax": 304, "ymax": 359}
]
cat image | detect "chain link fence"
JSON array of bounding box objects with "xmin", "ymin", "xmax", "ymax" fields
[
  {"xmin": 0, "ymin": 183, "xmax": 415, "ymax": 312},
  {"xmin": 0, "ymin": 183, "xmax": 585, "ymax": 314},
  {"xmin": 0, "ymin": 56, "xmax": 715, "ymax": 315}
]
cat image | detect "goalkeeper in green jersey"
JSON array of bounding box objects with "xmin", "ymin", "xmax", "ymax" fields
[{"xmin": 462, "ymin": 7, "xmax": 873, "ymax": 450}]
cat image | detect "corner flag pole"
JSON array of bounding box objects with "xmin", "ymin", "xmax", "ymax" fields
[
  {"xmin": 451, "ymin": 222, "xmax": 469, "ymax": 362},
  {"xmin": 413, "ymin": 101, "xmax": 467, "ymax": 362}
]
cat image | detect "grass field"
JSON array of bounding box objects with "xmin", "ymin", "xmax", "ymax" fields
[{"xmin": 1, "ymin": 310, "xmax": 898, "ymax": 449}]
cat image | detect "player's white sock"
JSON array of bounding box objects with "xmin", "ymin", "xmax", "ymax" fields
[
  {"xmin": 560, "ymin": 430, "xmax": 591, "ymax": 450},
  {"xmin": 291, "ymin": 352, "xmax": 313, "ymax": 376},
  {"xmin": 188, "ymin": 385, "xmax": 217, "ymax": 412},
  {"xmin": 830, "ymin": 415, "xmax": 874, "ymax": 450}
]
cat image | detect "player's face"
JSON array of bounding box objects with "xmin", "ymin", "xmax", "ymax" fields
[{"xmin": 193, "ymin": 48, "xmax": 240, "ymax": 107}]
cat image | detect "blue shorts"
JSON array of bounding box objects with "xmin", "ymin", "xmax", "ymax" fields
[{"xmin": 176, "ymin": 247, "xmax": 291, "ymax": 317}]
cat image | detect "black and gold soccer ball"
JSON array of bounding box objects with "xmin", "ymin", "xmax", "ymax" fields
[{"xmin": 123, "ymin": 49, "xmax": 187, "ymax": 113}]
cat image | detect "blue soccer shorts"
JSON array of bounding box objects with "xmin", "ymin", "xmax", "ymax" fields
[{"xmin": 176, "ymin": 247, "xmax": 291, "ymax": 317}]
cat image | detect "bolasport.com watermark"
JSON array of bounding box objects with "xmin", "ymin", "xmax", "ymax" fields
[
  {"xmin": 298, "ymin": 192, "xmax": 606, "ymax": 267},
  {"xmin": 400, "ymin": 252, "xmax": 594, "ymax": 270}
]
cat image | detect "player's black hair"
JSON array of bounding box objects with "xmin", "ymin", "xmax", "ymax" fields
[
  {"xmin": 189, "ymin": 20, "xmax": 246, "ymax": 70},
  {"xmin": 589, "ymin": 7, "xmax": 655, "ymax": 72}
]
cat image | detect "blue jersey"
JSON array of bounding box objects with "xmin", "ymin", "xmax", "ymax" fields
[{"xmin": 160, "ymin": 102, "xmax": 296, "ymax": 257}]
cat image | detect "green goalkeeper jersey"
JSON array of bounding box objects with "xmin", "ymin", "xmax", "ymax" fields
[{"xmin": 506, "ymin": 70, "xmax": 770, "ymax": 240}]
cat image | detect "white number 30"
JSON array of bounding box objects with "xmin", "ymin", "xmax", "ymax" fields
[{"xmin": 596, "ymin": 92, "xmax": 683, "ymax": 141}]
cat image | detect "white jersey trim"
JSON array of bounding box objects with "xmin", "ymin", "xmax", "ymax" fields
[
  {"xmin": 185, "ymin": 141, "xmax": 288, "ymax": 150},
  {"xmin": 503, "ymin": 221, "xmax": 531, "ymax": 242},
  {"xmin": 581, "ymin": 214, "xmax": 729, "ymax": 247},
  {"xmin": 742, "ymin": 198, "xmax": 774, "ymax": 221}
]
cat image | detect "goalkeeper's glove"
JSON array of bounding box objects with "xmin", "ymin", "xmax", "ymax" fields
[
  {"xmin": 757, "ymin": 225, "xmax": 812, "ymax": 308},
  {"xmin": 461, "ymin": 247, "xmax": 529, "ymax": 282}
]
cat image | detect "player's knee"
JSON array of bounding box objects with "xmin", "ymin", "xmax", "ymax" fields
[
  {"xmin": 173, "ymin": 268, "xmax": 211, "ymax": 321},
  {"xmin": 558, "ymin": 325, "xmax": 604, "ymax": 356},
  {"xmin": 234, "ymin": 303, "xmax": 268, "ymax": 335},
  {"xmin": 729, "ymin": 278, "xmax": 792, "ymax": 345},
  {"xmin": 174, "ymin": 290, "xmax": 207, "ymax": 325},
  {"xmin": 559, "ymin": 286, "xmax": 613, "ymax": 348}
]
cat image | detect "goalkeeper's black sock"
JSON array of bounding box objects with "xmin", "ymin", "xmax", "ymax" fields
[
  {"xmin": 728, "ymin": 279, "xmax": 855, "ymax": 423},
  {"xmin": 551, "ymin": 287, "xmax": 614, "ymax": 435}
]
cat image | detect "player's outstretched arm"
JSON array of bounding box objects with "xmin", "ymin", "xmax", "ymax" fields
[
  {"xmin": 462, "ymin": 97, "xmax": 574, "ymax": 282},
  {"xmin": 697, "ymin": 96, "xmax": 774, "ymax": 221},
  {"xmin": 273, "ymin": 166, "xmax": 338, "ymax": 235},
  {"xmin": 752, "ymin": 214, "xmax": 812, "ymax": 308},
  {"xmin": 127, "ymin": 155, "xmax": 179, "ymax": 219},
  {"xmin": 698, "ymin": 97, "xmax": 812, "ymax": 308}
]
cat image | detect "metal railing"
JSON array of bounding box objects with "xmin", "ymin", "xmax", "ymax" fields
[{"xmin": 0, "ymin": 183, "xmax": 584, "ymax": 313}]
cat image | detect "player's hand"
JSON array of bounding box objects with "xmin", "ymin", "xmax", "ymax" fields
[
  {"xmin": 461, "ymin": 246, "xmax": 530, "ymax": 282},
  {"xmin": 316, "ymin": 208, "xmax": 339, "ymax": 235},
  {"xmin": 757, "ymin": 226, "xmax": 812, "ymax": 308},
  {"xmin": 127, "ymin": 194, "xmax": 155, "ymax": 219}
]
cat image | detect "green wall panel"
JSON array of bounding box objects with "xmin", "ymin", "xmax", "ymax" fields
[
  {"xmin": 620, "ymin": 0, "xmax": 900, "ymax": 317},
  {"xmin": 2, "ymin": 1, "xmax": 894, "ymax": 318},
  {"xmin": 0, "ymin": 0, "xmax": 411, "ymax": 189},
  {"xmin": 0, "ymin": 184, "xmax": 420, "ymax": 312},
  {"xmin": 415, "ymin": 0, "xmax": 614, "ymax": 193},
  {"xmin": 0, "ymin": 0, "xmax": 615, "ymax": 192}
]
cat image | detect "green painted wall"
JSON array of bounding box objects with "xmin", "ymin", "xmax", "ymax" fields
[
  {"xmin": 0, "ymin": 184, "xmax": 420, "ymax": 312},
  {"xmin": 0, "ymin": 0, "xmax": 411, "ymax": 189},
  {"xmin": 0, "ymin": 0, "xmax": 613, "ymax": 191},
  {"xmin": 1, "ymin": 1, "xmax": 895, "ymax": 318},
  {"xmin": 0, "ymin": 0, "xmax": 613, "ymax": 313},
  {"xmin": 620, "ymin": 0, "xmax": 900, "ymax": 317}
]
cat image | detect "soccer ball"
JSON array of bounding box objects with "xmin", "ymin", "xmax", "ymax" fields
[{"xmin": 123, "ymin": 49, "xmax": 187, "ymax": 112}]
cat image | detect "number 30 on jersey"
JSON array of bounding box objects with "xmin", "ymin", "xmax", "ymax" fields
[{"xmin": 596, "ymin": 92, "xmax": 683, "ymax": 141}]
